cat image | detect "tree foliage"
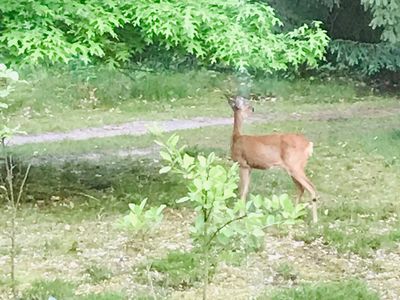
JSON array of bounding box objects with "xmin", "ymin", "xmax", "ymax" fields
[
  {"xmin": 268, "ymin": 0, "xmax": 400, "ymax": 75},
  {"xmin": 0, "ymin": 64, "xmax": 23, "ymax": 142},
  {"xmin": 330, "ymin": 39, "xmax": 400, "ymax": 75},
  {"xmin": 0, "ymin": 0, "xmax": 129, "ymax": 66},
  {"xmin": 3, "ymin": 0, "xmax": 398, "ymax": 75},
  {"xmin": 0, "ymin": 0, "xmax": 329, "ymax": 73},
  {"xmin": 361, "ymin": 0, "xmax": 400, "ymax": 44},
  {"xmin": 0, "ymin": 64, "xmax": 19, "ymax": 99}
]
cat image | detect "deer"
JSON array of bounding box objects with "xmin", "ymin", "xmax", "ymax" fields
[{"xmin": 227, "ymin": 95, "xmax": 318, "ymax": 223}]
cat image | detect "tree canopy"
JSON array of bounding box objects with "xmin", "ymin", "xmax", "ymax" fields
[
  {"xmin": 268, "ymin": 0, "xmax": 400, "ymax": 75},
  {"xmin": 0, "ymin": 0, "xmax": 329, "ymax": 73},
  {"xmin": 1, "ymin": 0, "xmax": 399, "ymax": 75}
]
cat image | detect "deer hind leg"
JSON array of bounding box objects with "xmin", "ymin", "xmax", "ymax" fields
[
  {"xmin": 239, "ymin": 167, "xmax": 251, "ymax": 200},
  {"xmin": 290, "ymin": 169, "xmax": 318, "ymax": 223},
  {"xmin": 291, "ymin": 176, "xmax": 304, "ymax": 206}
]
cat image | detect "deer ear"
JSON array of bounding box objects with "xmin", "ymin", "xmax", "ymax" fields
[
  {"xmin": 223, "ymin": 93, "xmax": 233, "ymax": 100},
  {"xmin": 227, "ymin": 99, "xmax": 236, "ymax": 109}
]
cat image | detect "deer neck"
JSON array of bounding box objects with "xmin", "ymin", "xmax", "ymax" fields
[{"xmin": 232, "ymin": 110, "xmax": 243, "ymax": 141}]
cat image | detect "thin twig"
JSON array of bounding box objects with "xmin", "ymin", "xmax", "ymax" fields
[
  {"xmin": 16, "ymin": 164, "xmax": 31, "ymax": 206},
  {"xmin": 4, "ymin": 153, "xmax": 16, "ymax": 299},
  {"xmin": 5, "ymin": 156, "xmax": 14, "ymax": 207},
  {"xmin": 76, "ymin": 192, "xmax": 101, "ymax": 202},
  {"xmin": 205, "ymin": 214, "xmax": 247, "ymax": 247},
  {"xmin": 146, "ymin": 263, "xmax": 158, "ymax": 300}
]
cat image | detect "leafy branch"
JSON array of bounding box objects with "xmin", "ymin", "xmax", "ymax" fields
[
  {"xmin": 157, "ymin": 134, "xmax": 307, "ymax": 300},
  {"xmin": 205, "ymin": 214, "xmax": 247, "ymax": 248}
]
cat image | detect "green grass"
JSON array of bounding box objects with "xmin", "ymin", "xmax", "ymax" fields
[
  {"xmin": 252, "ymin": 76, "xmax": 358, "ymax": 104},
  {"xmin": 4, "ymin": 67, "xmax": 398, "ymax": 134},
  {"xmin": 21, "ymin": 279, "xmax": 127, "ymax": 300},
  {"xmin": 10, "ymin": 134, "xmax": 155, "ymax": 161},
  {"xmin": 5, "ymin": 68, "xmax": 230, "ymax": 133},
  {"xmin": 77, "ymin": 292, "xmax": 126, "ymax": 300},
  {"xmin": 294, "ymin": 221, "xmax": 400, "ymax": 257},
  {"xmin": 275, "ymin": 262, "xmax": 298, "ymax": 281},
  {"xmin": 85, "ymin": 265, "xmax": 113, "ymax": 283},
  {"xmin": 22, "ymin": 279, "xmax": 76, "ymax": 300},
  {"xmin": 263, "ymin": 279, "xmax": 379, "ymax": 300},
  {"xmin": 142, "ymin": 251, "xmax": 207, "ymax": 289},
  {"xmin": 176, "ymin": 115, "xmax": 400, "ymax": 256},
  {"xmin": 0, "ymin": 157, "xmax": 186, "ymax": 226},
  {"xmin": 5, "ymin": 112, "xmax": 400, "ymax": 256},
  {"xmin": 1, "ymin": 70, "xmax": 400, "ymax": 297}
]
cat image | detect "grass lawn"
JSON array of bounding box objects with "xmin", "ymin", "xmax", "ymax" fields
[
  {"xmin": 1, "ymin": 69, "xmax": 400, "ymax": 299},
  {"xmin": 5, "ymin": 67, "xmax": 399, "ymax": 134}
]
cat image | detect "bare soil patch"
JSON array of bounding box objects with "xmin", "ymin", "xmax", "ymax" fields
[{"xmin": 1, "ymin": 209, "xmax": 399, "ymax": 299}]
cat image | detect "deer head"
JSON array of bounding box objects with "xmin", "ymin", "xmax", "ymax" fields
[{"xmin": 225, "ymin": 94, "xmax": 254, "ymax": 118}]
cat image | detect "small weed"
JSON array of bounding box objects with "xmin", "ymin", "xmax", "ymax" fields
[
  {"xmin": 218, "ymin": 250, "xmax": 247, "ymax": 267},
  {"xmin": 322, "ymin": 226, "xmax": 379, "ymax": 257},
  {"xmin": 275, "ymin": 262, "xmax": 298, "ymax": 281},
  {"xmin": 142, "ymin": 251, "xmax": 207, "ymax": 289},
  {"xmin": 43, "ymin": 238, "xmax": 63, "ymax": 255},
  {"xmin": 370, "ymin": 261, "xmax": 385, "ymax": 273},
  {"xmin": 264, "ymin": 279, "xmax": 379, "ymax": 300},
  {"xmin": 252, "ymin": 77, "xmax": 360, "ymax": 104},
  {"xmin": 22, "ymin": 279, "xmax": 75, "ymax": 300},
  {"xmin": 85, "ymin": 265, "xmax": 112, "ymax": 283},
  {"xmin": 128, "ymin": 295, "xmax": 155, "ymax": 300},
  {"xmin": 294, "ymin": 221, "xmax": 400, "ymax": 258}
]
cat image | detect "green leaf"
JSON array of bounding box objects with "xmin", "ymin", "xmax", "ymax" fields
[
  {"xmin": 128, "ymin": 203, "xmax": 136, "ymax": 211},
  {"xmin": 198, "ymin": 155, "xmax": 207, "ymax": 168},
  {"xmin": 176, "ymin": 196, "xmax": 190, "ymax": 203},
  {"xmin": 193, "ymin": 178, "xmax": 203, "ymax": 190},
  {"xmin": 272, "ymin": 195, "xmax": 280, "ymax": 210},
  {"xmin": 252, "ymin": 195, "xmax": 263, "ymax": 209},
  {"xmin": 159, "ymin": 151, "xmax": 171, "ymax": 161},
  {"xmin": 139, "ymin": 198, "xmax": 148, "ymax": 210},
  {"xmin": 159, "ymin": 166, "xmax": 172, "ymax": 174},
  {"xmin": 182, "ymin": 153, "xmax": 195, "ymax": 169},
  {"xmin": 168, "ymin": 134, "xmax": 179, "ymax": 147},
  {"xmin": 266, "ymin": 215, "xmax": 275, "ymax": 226},
  {"xmin": 280, "ymin": 194, "xmax": 294, "ymax": 212},
  {"xmin": 252, "ymin": 227, "xmax": 265, "ymax": 237},
  {"xmin": 220, "ymin": 226, "xmax": 234, "ymax": 238},
  {"xmin": 209, "ymin": 165, "xmax": 226, "ymax": 179},
  {"xmin": 154, "ymin": 140, "xmax": 165, "ymax": 147}
]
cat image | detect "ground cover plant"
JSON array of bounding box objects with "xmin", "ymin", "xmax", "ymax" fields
[{"xmin": 264, "ymin": 279, "xmax": 380, "ymax": 300}]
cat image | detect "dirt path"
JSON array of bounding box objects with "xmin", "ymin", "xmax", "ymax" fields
[{"xmin": 8, "ymin": 104, "xmax": 400, "ymax": 146}]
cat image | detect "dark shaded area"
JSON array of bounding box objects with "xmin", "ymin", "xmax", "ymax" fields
[
  {"xmin": 0, "ymin": 158, "xmax": 185, "ymax": 209},
  {"xmin": 328, "ymin": 0, "xmax": 381, "ymax": 43},
  {"xmin": 267, "ymin": 0, "xmax": 381, "ymax": 42}
]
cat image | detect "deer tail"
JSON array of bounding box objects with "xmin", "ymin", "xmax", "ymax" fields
[{"xmin": 306, "ymin": 142, "xmax": 313, "ymax": 157}]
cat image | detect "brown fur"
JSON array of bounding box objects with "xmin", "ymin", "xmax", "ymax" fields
[{"xmin": 228, "ymin": 96, "xmax": 318, "ymax": 223}]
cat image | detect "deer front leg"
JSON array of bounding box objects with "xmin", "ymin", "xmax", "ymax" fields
[{"xmin": 239, "ymin": 167, "xmax": 251, "ymax": 200}]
